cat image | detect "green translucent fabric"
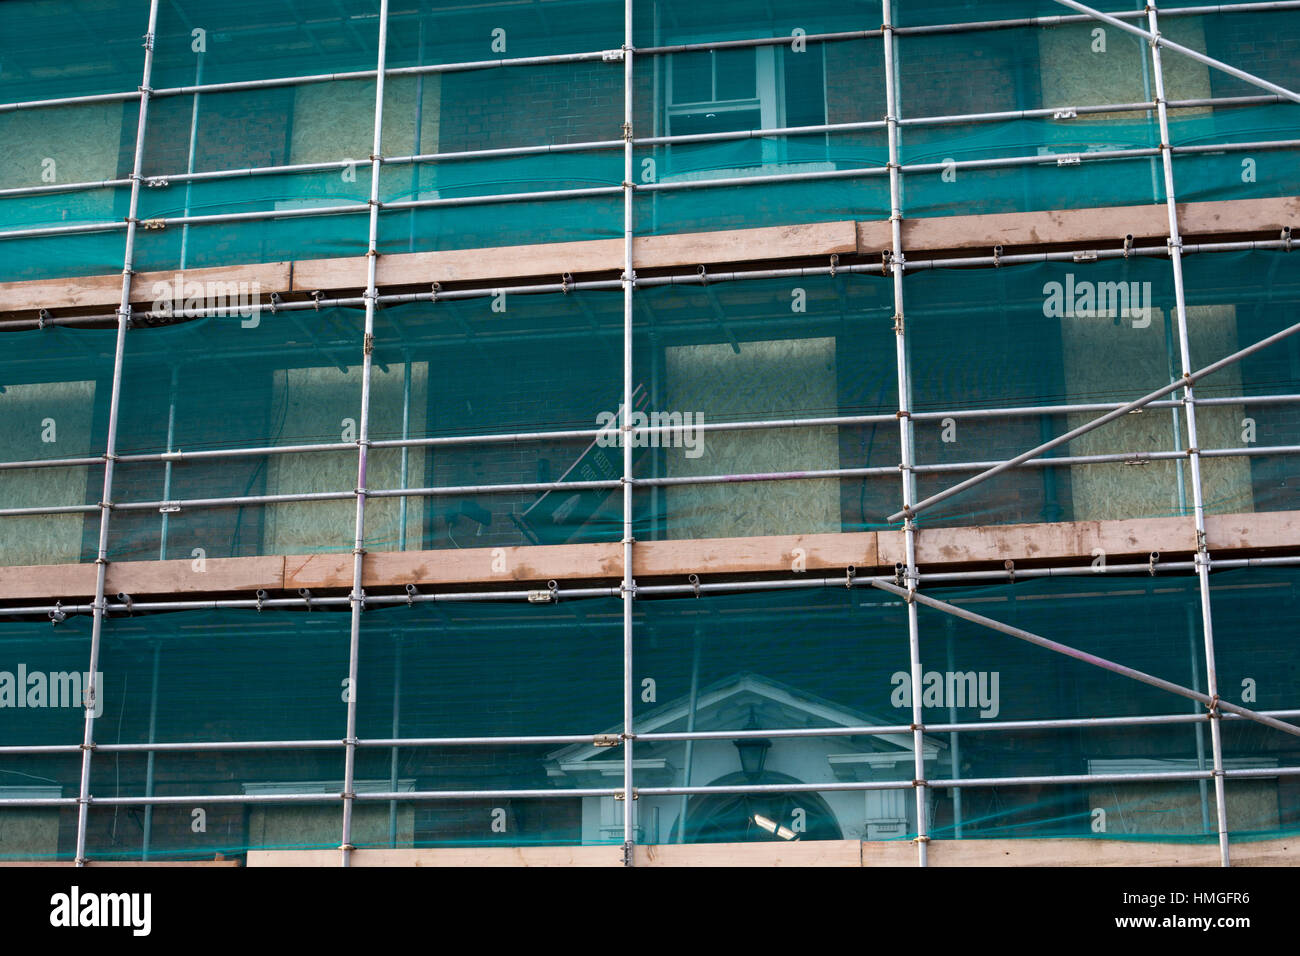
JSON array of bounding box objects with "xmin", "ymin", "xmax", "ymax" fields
[{"xmin": 3, "ymin": 567, "xmax": 1296, "ymax": 858}]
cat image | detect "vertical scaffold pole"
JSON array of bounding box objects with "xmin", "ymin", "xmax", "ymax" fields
[
  {"xmin": 882, "ymin": 0, "xmax": 929, "ymax": 867},
  {"xmin": 73, "ymin": 0, "xmax": 162, "ymax": 868},
  {"xmin": 1146, "ymin": 0, "xmax": 1230, "ymax": 867},
  {"xmin": 341, "ymin": 0, "xmax": 391, "ymax": 868},
  {"xmin": 621, "ymin": 0, "xmax": 638, "ymax": 867}
]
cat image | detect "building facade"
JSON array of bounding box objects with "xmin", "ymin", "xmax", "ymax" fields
[{"xmin": 0, "ymin": 0, "xmax": 1299, "ymax": 866}]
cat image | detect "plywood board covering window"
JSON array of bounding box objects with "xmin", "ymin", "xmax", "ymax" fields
[
  {"xmin": 0, "ymin": 380, "xmax": 95, "ymax": 566},
  {"xmin": 663, "ymin": 337, "xmax": 839, "ymax": 538}
]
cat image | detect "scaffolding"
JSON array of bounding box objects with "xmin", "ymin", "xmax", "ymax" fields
[{"xmin": 1, "ymin": 0, "xmax": 1300, "ymax": 866}]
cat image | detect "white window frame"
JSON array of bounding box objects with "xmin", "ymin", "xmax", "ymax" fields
[{"xmin": 662, "ymin": 46, "xmax": 830, "ymax": 179}]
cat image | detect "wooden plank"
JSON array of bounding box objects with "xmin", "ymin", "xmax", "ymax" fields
[
  {"xmin": 634, "ymin": 532, "xmax": 876, "ymax": 577},
  {"xmin": 864, "ymin": 837, "xmax": 1299, "ymax": 867},
  {"xmin": 0, "ymin": 556, "xmax": 284, "ymax": 600},
  {"xmin": 294, "ymin": 239, "xmax": 619, "ymax": 291},
  {"xmin": 249, "ymin": 837, "xmax": 1299, "ymax": 866},
  {"xmin": 104, "ymin": 556, "xmax": 285, "ymax": 596},
  {"xmin": 6, "ymin": 195, "xmax": 1292, "ymax": 314},
  {"xmin": 0, "ymin": 562, "xmax": 97, "ymax": 600},
  {"xmin": 0, "ymin": 262, "xmax": 292, "ymax": 314},
  {"xmin": 3, "ymin": 510, "xmax": 1296, "ymax": 603},
  {"xmin": 0, "ymin": 860, "xmax": 240, "ymax": 867},
  {"xmin": 361, "ymin": 542, "xmax": 623, "ymax": 587},
  {"xmin": 1207, "ymin": 510, "xmax": 1300, "ymax": 551},
  {"xmin": 877, "ymin": 515, "xmax": 1198, "ymax": 566},
  {"xmin": 291, "ymin": 221, "xmax": 858, "ymax": 292},
  {"xmin": 635, "ymin": 220, "xmax": 858, "ymax": 269},
  {"xmin": 634, "ymin": 839, "xmax": 861, "ymax": 867},
  {"xmin": 283, "ymin": 553, "xmax": 353, "ymax": 591},
  {"xmin": 284, "ymin": 543, "xmax": 624, "ymax": 590},
  {"xmin": 857, "ymin": 196, "xmax": 1300, "ymax": 254},
  {"xmin": 246, "ymin": 846, "xmax": 619, "ymax": 867}
]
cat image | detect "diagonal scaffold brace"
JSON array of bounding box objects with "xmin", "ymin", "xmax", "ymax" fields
[
  {"xmin": 887, "ymin": 317, "xmax": 1300, "ymax": 524},
  {"xmin": 1049, "ymin": 0, "xmax": 1300, "ymax": 104},
  {"xmin": 871, "ymin": 578, "xmax": 1300, "ymax": 740}
]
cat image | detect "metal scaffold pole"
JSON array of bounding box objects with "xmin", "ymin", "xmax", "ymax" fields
[
  {"xmin": 72, "ymin": 0, "xmax": 162, "ymax": 869},
  {"xmin": 881, "ymin": 0, "xmax": 928, "ymax": 868},
  {"xmin": 620, "ymin": 0, "xmax": 638, "ymax": 868},
  {"xmin": 340, "ymin": 0, "xmax": 391, "ymax": 869},
  {"xmin": 1145, "ymin": 0, "xmax": 1231, "ymax": 867}
]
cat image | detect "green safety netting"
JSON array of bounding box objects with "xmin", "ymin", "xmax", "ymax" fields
[
  {"xmin": 2, "ymin": 249, "xmax": 1296, "ymax": 563},
  {"xmin": 0, "ymin": 327, "xmax": 114, "ymax": 567},
  {"xmin": 6, "ymin": 4, "xmax": 1298, "ymax": 280},
  {"xmin": 2, "ymin": 566, "xmax": 1296, "ymax": 858}
]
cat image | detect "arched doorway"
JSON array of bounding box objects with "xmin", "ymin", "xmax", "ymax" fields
[{"xmin": 671, "ymin": 771, "xmax": 843, "ymax": 843}]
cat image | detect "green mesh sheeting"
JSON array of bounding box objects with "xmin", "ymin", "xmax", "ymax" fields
[
  {"xmin": 0, "ymin": 0, "xmax": 148, "ymax": 103},
  {"xmin": 2, "ymin": 567, "xmax": 1296, "ymax": 859},
  {"xmin": 96, "ymin": 291, "xmax": 625, "ymax": 563},
  {"xmin": 3, "ymin": 249, "xmax": 1295, "ymax": 564},
  {"xmin": 0, "ymin": 327, "xmax": 115, "ymax": 567},
  {"xmin": 5, "ymin": 4, "xmax": 1299, "ymax": 279},
  {"xmin": 633, "ymin": 0, "xmax": 879, "ymax": 45}
]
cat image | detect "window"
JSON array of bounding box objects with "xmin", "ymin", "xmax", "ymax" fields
[{"xmin": 664, "ymin": 45, "xmax": 827, "ymax": 174}]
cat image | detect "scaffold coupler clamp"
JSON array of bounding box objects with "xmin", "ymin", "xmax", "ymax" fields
[
  {"xmin": 696, "ymin": 264, "xmax": 708, "ymax": 286},
  {"xmin": 405, "ymin": 583, "xmax": 418, "ymax": 606},
  {"xmin": 430, "ymin": 281, "xmax": 441, "ymax": 302},
  {"xmin": 689, "ymin": 573, "xmax": 700, "ymax": 598},
  {"xmin": 311, "ymin": 290, "xmax": 325, "ymax": 310},
  {"xmin": 117, "ymin": 592, "xmax": 134, "ymax": 616},
  {"xmin": 894, "ymin": 563, "xmax": 906, "ymax": 588},
  {"xmin": 1004, "ymin": 559, "xmax": 1015, "ymax": 584},
  {"xmin": 49, "ymin": 601, "xmax": 67, "ymax": 626},
  {"xmin": 256, "ymin": 589, "xmax": 268, "ymax": 612},
  {"xmin": 561, "ymin": 271, "xmax": 572, "ymax": 294},
  {"xmin": 1167, "ymin": 236, "xmax": 1182, "ymax": 257},
  {"xmin": 993, "ymin": 244, "xmax": 1003, "ymax": 268},
  {"xmin": 269, "ymin": 291, "xmax": 282, "ymax": 313},
  {"xmin": 1123, "ymin": 233, "xmax": 1135, "ymax": 258},
  {"xmin": 829, "ymin": 253, "xmax": 839, "ymax": 277},
  {"xmin": 846, "ymin": 565, "xmax": 856, "ymax": 589},
  {"xmin": 622, "ymin": 841, "xmax": 634, "ymax": 867},
  {"xmin": 298, "ymin": 587, "xmax": 313, "ymax": 611},
  {"xmin": 37, "ymin": 308, "xmax": 50, "ymax": 329},
  {"xmin": 1283, "ymin": 226, "xmax": 1293, "ymax": 252}
]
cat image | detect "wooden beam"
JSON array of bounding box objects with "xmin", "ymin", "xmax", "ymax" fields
[
  {"xmin": 0, "ymin": 261, "xmax": 292, "ymax": 315},
  {"xmin": 634, "ymin": 532, "xmax": 876, "ymax": 577},
  {"xmin": 244, "ymin": 836, "xmax": 1298, "ymax": 866},
  {"xmin": 246, "ymin": 846, "xmax": 620, "ymax": 867},
  {"xmin": 863, "ymin": 837, "xmax": 1299, "ymax": 867},
  {"xmin": 635, "ymin": 839, "xmax": 861, "ymax": 867},
  {"xmin": 0, "ymin": 859, "xmax": 241, "ymax": 867},
  {"xmin": 856, "ymin": 195, "xmax": 1300, "ymax": 254},
  {"xmin": 290, "ymin": 220, "xmax": 858, "ymax": 291},
  {"xmin": 0, "ymin": 556, "xmax": 284, "ymax": 601},
  {"xmin": 285, "ymin": 542, "xmax": 625, "ymax": 591},
  {"xmin": 877, "ymin": 515, "xmax": 1198, "ymax": 567},
  {"xmin": 4, "ymin": 193, "xmax": 1293, "ymax": 317},
  {"xmin": 1, "ymin": 510, "xmax": 1296, "ymax": 604}
]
